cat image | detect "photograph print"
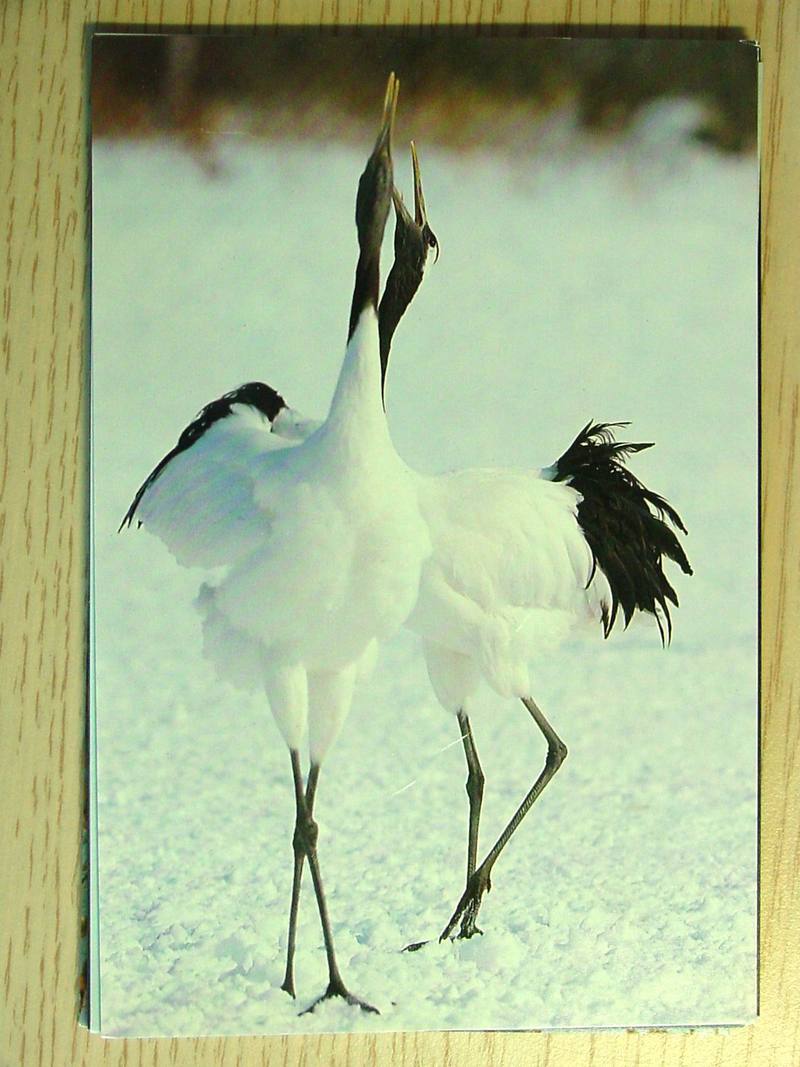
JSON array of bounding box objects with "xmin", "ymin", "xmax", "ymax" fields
[{"xmin": 89, "ymin": 33, "xmax": 759, "ymax": 1036}]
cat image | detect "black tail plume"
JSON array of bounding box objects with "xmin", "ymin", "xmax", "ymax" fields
[{"xmin": 552, "ymin": 421, "xmax": 693, "ymax": 643}]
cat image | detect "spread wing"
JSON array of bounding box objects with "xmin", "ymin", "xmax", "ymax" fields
[{"xmin": 120, "ymin": 382, "xmax": 318, "ymax": 569}]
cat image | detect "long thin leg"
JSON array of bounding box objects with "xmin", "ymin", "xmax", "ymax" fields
[
  {"xmin": 403, "ymin": 710, "xmax": 487, "ymax": 954},
  {"xmin": 286, "ymin": 750, "xmax": 378, "ymax": 1015},
  {"xmin": 280, "ymin": 764, "xmax": 319, "ymax": 998},
  {"xmin": 440, "ymin": 697, "xmax": 567, "ymax": 942},
  {"xmin": 458, "ymin": 710, "xmax": 485, "ymax": 884}
]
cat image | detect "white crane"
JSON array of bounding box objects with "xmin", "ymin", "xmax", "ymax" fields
[
  {"xmin": 121, "ymin": 74, "xmax": 432, "ymax": 1015},
  {"xmin": 249, "ymin": 138, "xmax": 693, "ymax": 948}
]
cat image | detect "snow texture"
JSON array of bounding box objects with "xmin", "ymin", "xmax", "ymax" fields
[{"xmin": 90, "ymin": 107, "xmax": 758, "ymax": 1036}]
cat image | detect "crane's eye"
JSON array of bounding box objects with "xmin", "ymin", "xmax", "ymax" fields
[{"xmin": 425, "ymin": 227, "xmax": 440, "ymax": 262}]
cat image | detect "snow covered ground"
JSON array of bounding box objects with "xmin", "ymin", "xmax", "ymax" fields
[{"xmin": 90, "ymin": 106, "xmax": 758, "ymax": 1036}]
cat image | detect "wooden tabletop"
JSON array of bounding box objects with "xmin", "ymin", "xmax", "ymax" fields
[{"xmin": 2, "ymin": 3, "xmax": 797, "ymax": 1065}]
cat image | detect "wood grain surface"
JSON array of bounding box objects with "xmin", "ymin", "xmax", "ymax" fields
[{"xmin": 2, "ymin": 2, "xmax": 797, "ymax": 1065}]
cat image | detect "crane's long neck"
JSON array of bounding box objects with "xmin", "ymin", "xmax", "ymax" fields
[
  {"xmin": 348, "ymin": 249, "xmax": 380, "ymax": 344},
  {"xmin": 326, "ymin": 228, "xmax": 387, "ymax": 436},
  {"xmin": 378, "ymin": 249, "xmax": 422, "ymax": 403},
  {"xmin": 330, "ymin": 104, "xmax": 393, "ymax": 439},
  {"xmin": 327, "ymin": 302, "xmax": 387, "ymax": 438}
]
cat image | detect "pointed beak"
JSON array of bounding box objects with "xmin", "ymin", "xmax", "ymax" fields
[
  {"xmin": 410, "ymin": 141, "xmax": 427, "ymax": 226},
  {"xmin": 391, "ymin": 184, "xmax": 412, "ymax": 225},
  {"xmin": 373, "ymin": 72, "xmax": 399, "ymax": 160},
  {"xmin": 410, "ymin": 140, "xmax": 439, "ymax": 262}
]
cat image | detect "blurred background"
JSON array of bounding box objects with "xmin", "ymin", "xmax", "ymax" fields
[{"xmin": 93, "ymin": 33, "xmax": 758, "ymax": 161}]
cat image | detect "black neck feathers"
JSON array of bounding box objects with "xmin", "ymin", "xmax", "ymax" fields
[
  {"xmin": 377, "ymin": 181, "xmax": 438, "ymax": 402},
  {"xmin": 347, "ymin": 76, "xmax": 396, "ymax": 343},
  {"xmin": 347, "ymin": 157, "xmax": 391, "ymax": 341},
  {"xmin": 348, "ymin": 253, "xmax": 381, "ymax": 342},
  {"xmin": 378, "ymin": 217, "xmax": 429, "ymax": 392}
]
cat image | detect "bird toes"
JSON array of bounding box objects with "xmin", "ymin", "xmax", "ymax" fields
[
  {"xmin": 457, "ymin": 916, "xmax": 484, "ymax": 940},
  {"xmin": 401, "ymin": 938, "xmax": 431, "ymax": 953},
  {"xmin": 299, "ymin": 981, "xmax": 380, "ymax": 1016}
]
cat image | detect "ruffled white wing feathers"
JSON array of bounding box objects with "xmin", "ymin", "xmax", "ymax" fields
[
  {"xmin": 411, "ymin": 469, "xmax": 611, "ymax": 697},
  {"xmin": 135, "ymin": 394, "xmax": 611, "ymax": 701},
  {"xmin": 134, "ymin": 404, "xmax": 297, "ymax": 569}
]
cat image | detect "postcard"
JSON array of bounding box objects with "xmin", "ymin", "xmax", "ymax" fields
[{"xmin": 88, "ymin": 32, "xmax": 759, "ymax": 1036}]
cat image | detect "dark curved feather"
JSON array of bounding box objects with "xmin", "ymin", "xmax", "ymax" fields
[
  {"xmin": 119, "ymin": 381, "xmax": 286, "ymax": 531},
  {"xmin": 552, "ymin": 421, "xmax": 693, "ymax": 644}
]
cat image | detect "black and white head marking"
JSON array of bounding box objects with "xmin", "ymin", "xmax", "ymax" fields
[{"xmin": 378, "ymin": 141, "xmax": 439, "ymax": 398}]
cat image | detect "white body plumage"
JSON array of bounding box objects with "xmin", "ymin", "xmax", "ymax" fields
[
  {"xmin": 411, "ymin": 467, "xmax": 611, "ymax": 709},
  {"xmin": 134, "ymin": 309, "xmax": 430, "ymax": 761},
  {"xmin": 212, "ymin": 400, "xmax": 615, "ymax": 716}
]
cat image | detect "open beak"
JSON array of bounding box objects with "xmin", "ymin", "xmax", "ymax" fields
[
  {"xmin": 410, "ymin": 141, "xmax": 427, "ymax": 226},
  {"xmin": 410, "ymin": 141, "xmax": 440, "ymax": 262},
  {"xmin": 373, "ymin": 72, "xmax": 399, "ymax": 159},
  {"xmin": 391, "ymin": 184, "xmax": 410, "ymax": 220}
]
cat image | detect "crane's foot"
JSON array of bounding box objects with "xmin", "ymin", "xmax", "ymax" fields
[
  {"xmin": 280, "ymin": 975, "xmax": 296, "ymax": 998},
  {"xmin": 439, "ymin": 865, "xmax": 492, "ymax": 942},
  {"xmin": 299, "ymin": 977, "xmax": 379, "ymax": 1016},
  {"xmin": 403, "ymin": 866, "xmax": 492, "ymax": 950}
]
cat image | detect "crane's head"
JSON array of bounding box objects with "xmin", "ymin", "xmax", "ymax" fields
[
  {"xmin": 354, "ymin": 72, "xmax": 398, "ymax": 261},
  {"xmin": 378, "ymin": 141, "xmax": 439, "ymax": 399},
  {"xmin": 392, "ymin": 141, "xmax": 439, "ymax": 268}
]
